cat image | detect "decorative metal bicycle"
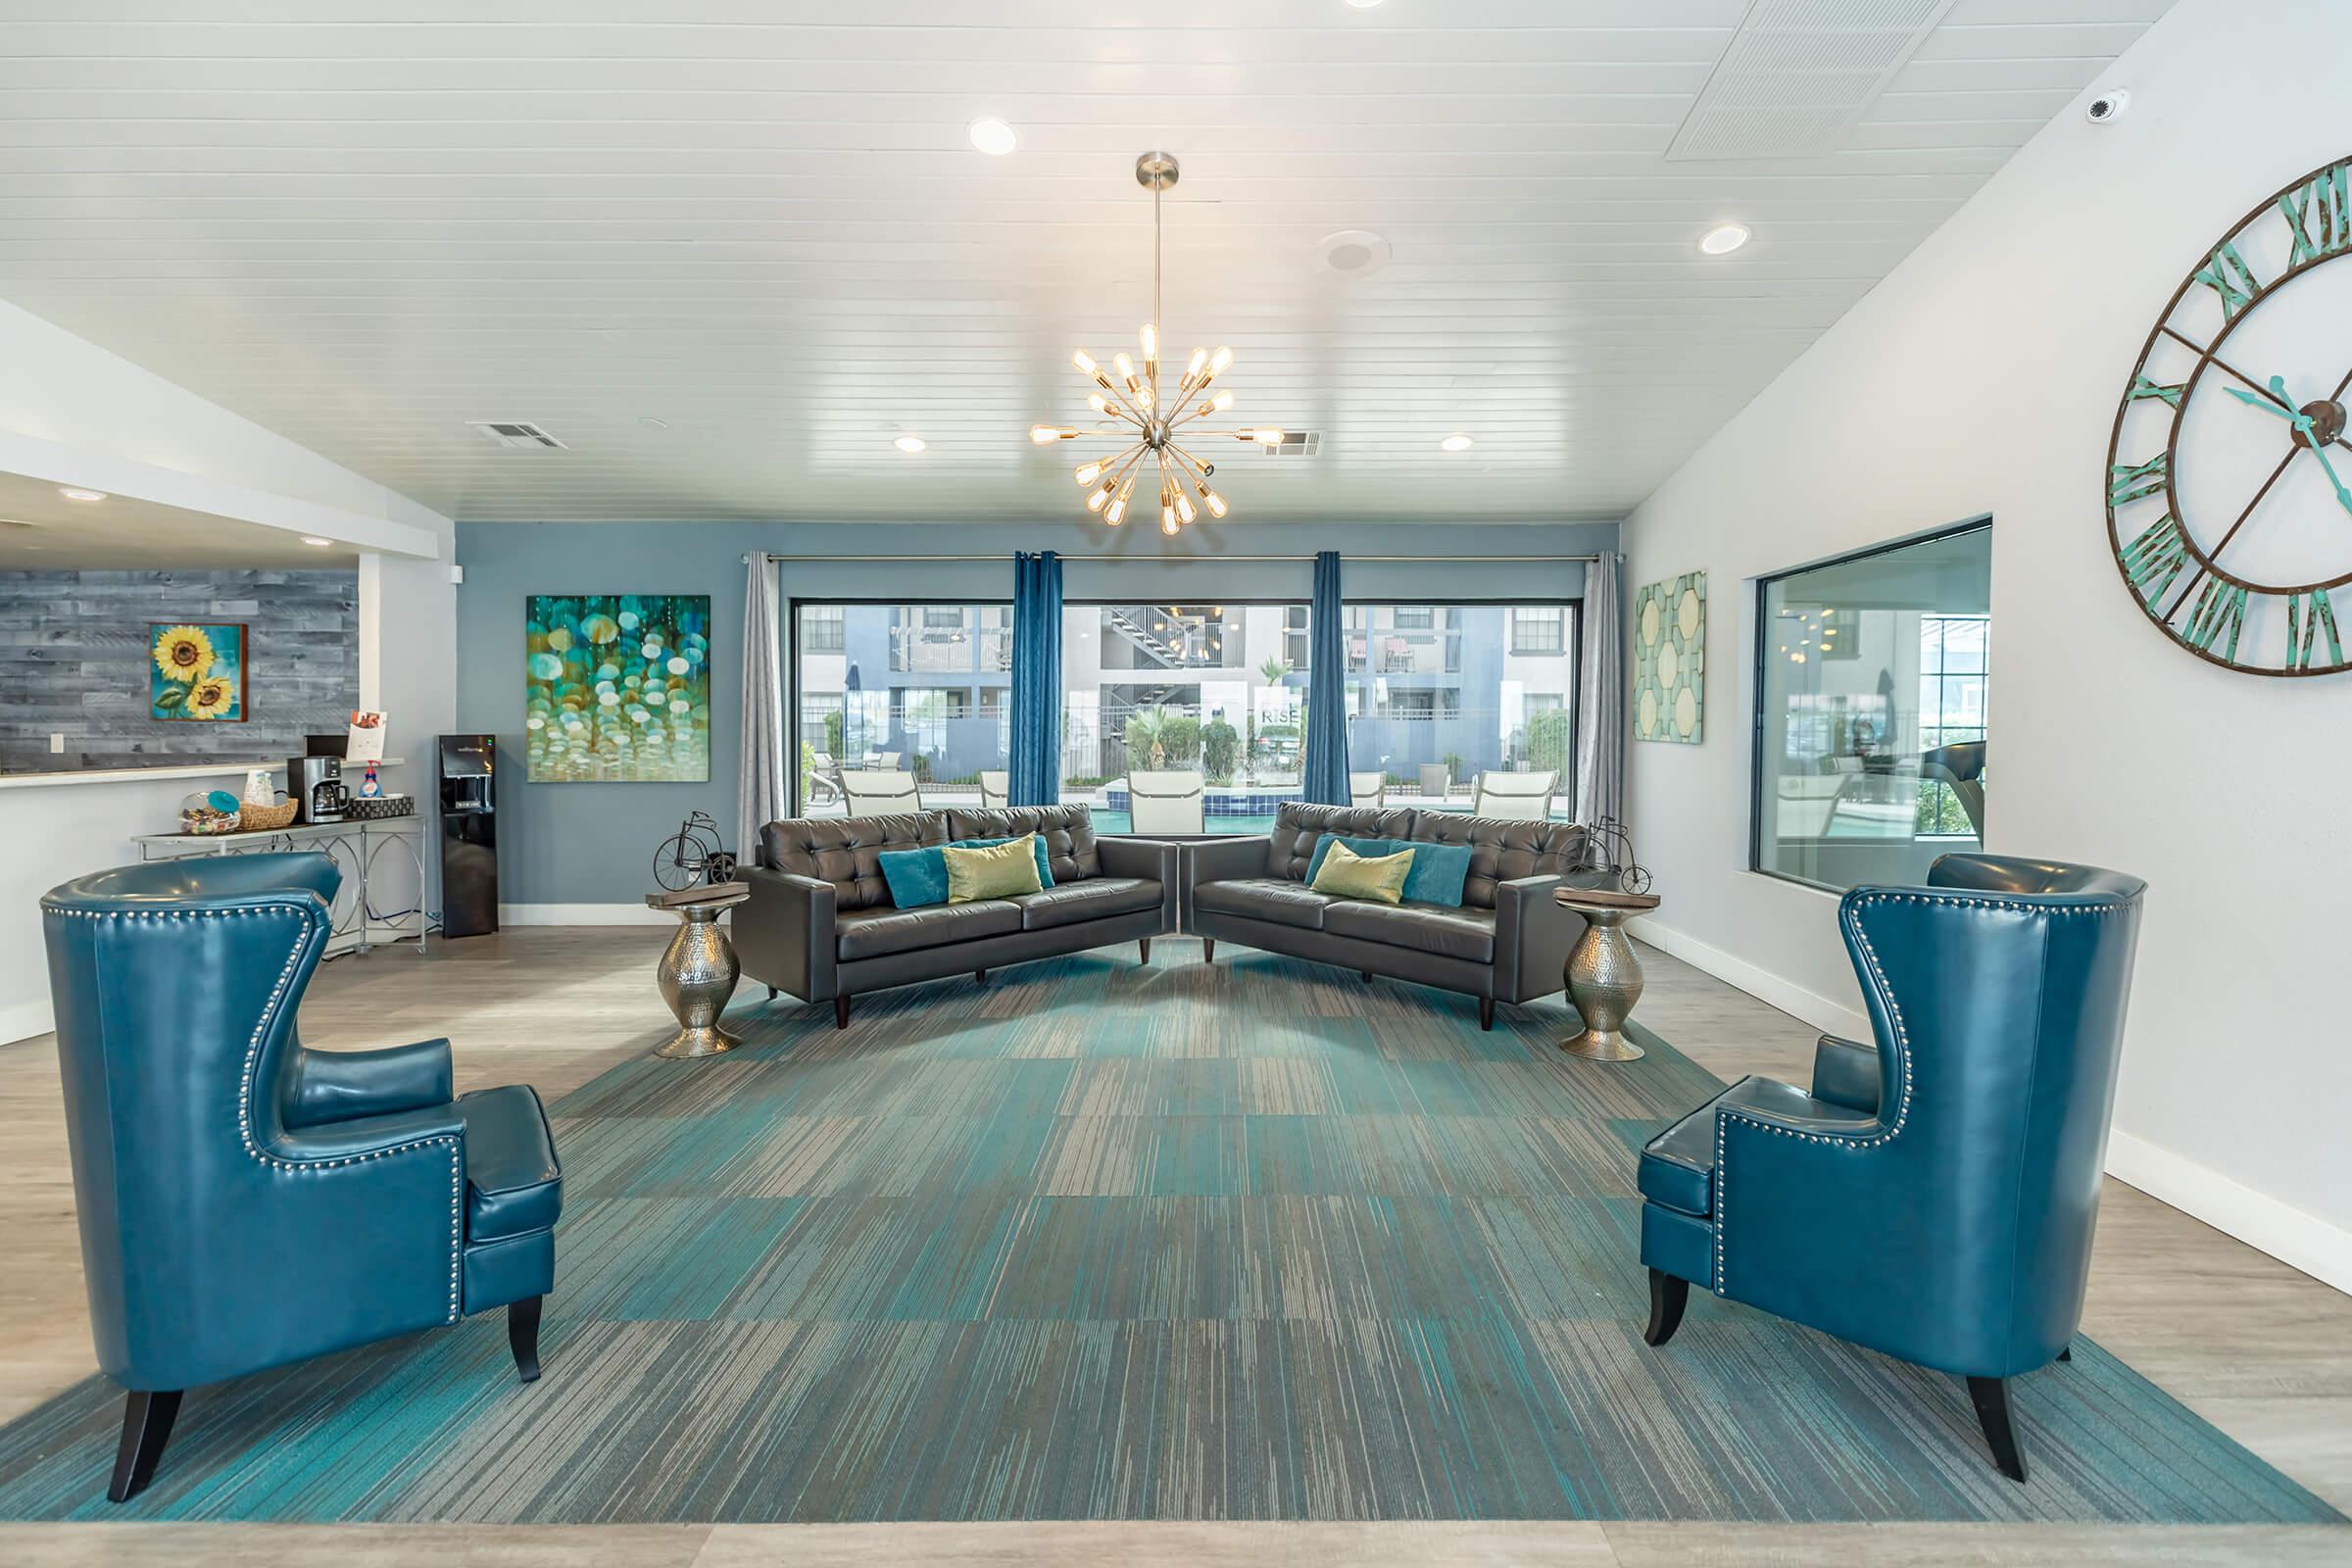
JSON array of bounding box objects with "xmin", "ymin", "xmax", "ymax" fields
[{"xmin": 651, "ymin": 810, "xmax": 738, "ymax": 892}]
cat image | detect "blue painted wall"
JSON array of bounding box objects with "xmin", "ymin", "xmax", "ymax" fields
[{"xmin": 455, "ymin": 519, "xmax": 1617, "ymax": 906}]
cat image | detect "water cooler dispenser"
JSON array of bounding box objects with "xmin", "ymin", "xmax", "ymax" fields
[{"xmin": 437, "ymin": 733, "xmax": 499, "ymax": 937}]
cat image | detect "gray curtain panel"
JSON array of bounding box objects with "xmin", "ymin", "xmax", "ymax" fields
[
  {"xmin": 737, "ymin": 554, "xmax": 787, "ymax": 860},
  {"xmin": 1574, "ymin": 552, "xmax": 1624, "ymax": 829}
]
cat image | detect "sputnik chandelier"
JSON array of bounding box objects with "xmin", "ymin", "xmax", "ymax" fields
[{"xmin": 1029, "ymin": 152, "xmax": 1281, "ymax": 534}]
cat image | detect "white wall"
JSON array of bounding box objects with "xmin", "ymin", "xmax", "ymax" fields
[
  {"xmin": 1622, "ymin": 0, "xmax": 2352, "ymax": 1292},
  {"xmin": 0, "ymin": 306, "xmax": 458, "ymax": 1044}
]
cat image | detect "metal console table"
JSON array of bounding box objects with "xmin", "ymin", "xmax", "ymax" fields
[{"xmin": 131, "ymin": 817, "xmax": 434, "ymax": 958}]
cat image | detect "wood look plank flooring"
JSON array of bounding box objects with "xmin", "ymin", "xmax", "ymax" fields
[{"xmin": 0, "ymin": 930, "xmax": 2343, "ymax": 1565}]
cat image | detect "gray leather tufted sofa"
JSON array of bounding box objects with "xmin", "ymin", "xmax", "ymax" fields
[
  {"xmin": 736, "ymin": 805, "xmax": 1177, "ymax": 1027},
  {"xmin": 1182, "ymin": 803, "xmax": 1608, "ymax": 1029}
]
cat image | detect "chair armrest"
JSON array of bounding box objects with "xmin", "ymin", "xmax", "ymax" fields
[
  {"xmin": 283, "ymin": 1038, "xmax": 454, "ymax": 1129},
  {"xmin": 1183, "ymin": 835, "xmax": 1271, "ymax": 887},
  {"xmin": 240, "ymin": 1105, "xmax": 473, "ymax": 1342},
  {"xmin": 1099, "ymin": 836, "xmax": 1182, "ymax": 931},
  {"xmin": 1810, "ymin": 1034, "xmax": 1882, "ymax": 1113},
  {"xmin": 1709, "ymin": 1096, "xmax": 1970, "ymax": 1367},
  {"xmin": 1494, "ymin": 873, "xmax": 1575, "ymax": 1002},
  {"xmin": 1097, "ymin": 835, "xmax": 1171, "ymax": 881},
  {"xmin": 735, "ymin": 864, "xmax": 838, "ymax": 1002},
  {"xmin": 1180, "ymin": 835, "xmax": 1275, "ymax": 933},
  {"xmin": 270, "ymin": 1102, "xmax": 468, "ymax": 1164}
]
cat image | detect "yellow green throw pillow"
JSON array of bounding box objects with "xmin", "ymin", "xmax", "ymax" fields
[
  {"xmin": 944, "ymin": 833, "xmax": 1046, "ymax": 904},
  {"xmin": 1309, "ymin": 838, "xmax": 1415, "ymax": 905}
]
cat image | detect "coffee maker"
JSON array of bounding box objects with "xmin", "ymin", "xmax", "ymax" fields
[{"xmin": 289, "ymin": 756, "xmax": 351, "ymax": 824}]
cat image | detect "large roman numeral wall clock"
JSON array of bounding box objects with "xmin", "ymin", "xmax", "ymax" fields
[{"xmin": 2106, "ymin": 155, "xmax": 2352, "ymax": 676}]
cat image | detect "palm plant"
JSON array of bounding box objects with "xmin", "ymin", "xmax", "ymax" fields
[{"xmin": 1124, "ymin": 706, "xmax": 1170, "ymax": 769}]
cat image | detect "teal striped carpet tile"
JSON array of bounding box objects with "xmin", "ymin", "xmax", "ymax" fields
[{"xmin": 0, "ymin": 945, "xmax": 2336, "ymax": 1524}]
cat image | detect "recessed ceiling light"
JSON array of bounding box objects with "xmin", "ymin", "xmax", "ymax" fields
[
  {"xmin": 967, "ymin": 119, "xmax": 1017, "ymax": 156},
  {"xmin": 59, "ymin": 487, "xmax": 107, "ymax": 502},
  {"xmin": 893, "ymin": 435, "xmax": 927, "ymax": 454},
  {"xmin": 300, "ymin": 535, "xmax": 333, "ymax": 547},
  {"xmin": 1317, "ymin": 228, "xmax": 1392, "ymax": 277},
  {"xmin": 1347, "ymin": 0, "xmax": 1387, "ymax": 8},
  {"xmin": 1440, "ymin": 434, "xmax": 1475, "ymax": 453},
  {"xmin": 1700, "ymin": 222, "xmax": 1751, "ymax": 256}
]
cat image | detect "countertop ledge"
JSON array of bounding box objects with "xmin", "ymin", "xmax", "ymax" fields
[{"xmin": 0, "ymin": 758, "xmax": 405, "ymax": 791}]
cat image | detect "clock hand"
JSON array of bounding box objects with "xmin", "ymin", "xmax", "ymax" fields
[
  {"xmin": 2228, "ymin": 375, "xmax": 2352, "ymax": 510},
  {"xmin": 2159, "ymin": 326, "xmax": 2301, "ymax": 414},
  {"xmin": 2228, "ymin": 385, "xmax": 2309, "ymax": 426},
  {"xmin": 2304, "ymin": 433, "xmax": 2352, "ymax": 516}
]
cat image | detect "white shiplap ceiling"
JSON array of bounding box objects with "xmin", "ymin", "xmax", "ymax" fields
[{"xmin": 0, "ymin": 0, "xmax": 2176, "ymax": 525}]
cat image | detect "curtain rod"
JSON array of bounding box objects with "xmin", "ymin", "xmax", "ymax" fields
[{"xmin": 743, "ymin": 552, "xmax": 1611, "ymax": 565}]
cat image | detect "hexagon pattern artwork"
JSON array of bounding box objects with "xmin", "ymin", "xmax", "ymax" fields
[{"xmin": 1634, "ymin": 571, "xmax": 1705, "ymax": 744}]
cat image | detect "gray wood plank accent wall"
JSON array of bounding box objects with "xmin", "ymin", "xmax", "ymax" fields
[{"xmin": 0, "ymin": 569, "xmax": 358, "ymax": 773}]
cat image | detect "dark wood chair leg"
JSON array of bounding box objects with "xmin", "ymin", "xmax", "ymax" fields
[
  {"xmin": 1968, "ymin": 1375, "xmax": 2028, "ymax": 1483},
  {"xmin": 2057, "ymin": 1346, "xmax": 2072, "ymax": 1362},
  {"xmin": 1139, "ymin": 939, "xmax": 1152, "ymax": 964},
  {"xmin": 974, "ymin": 968, "xmax": 989, "ymax": 987},
  {"xmin": 1643, "ymin": 1269, "xmax": 1689, "ymax": 1348},
  {"xmin": 833, "ymin": 995, "xmax": 851, "ymax": 1030},
  {"xmin": 508, "ymin": 1295, "xmax": 544, "ymax": 1384},
  {"xmin": 108, "ymin": 1389, "xmax": 181, "ymax": 1503},
  {"xmin": 1361, "ymin": 970, "xmax": 1374, "ymax": 982},
  {"xmin": 1201, "ymin": 938, "xmax": 1215, "ymax": 963},
  {"xmin": 1478, "ymin": 996, "xmax": 1496, "ymax": 1031},
  {"xmin": 765, "ymin": 985, "xmax": 779, "ymax": 1002}
]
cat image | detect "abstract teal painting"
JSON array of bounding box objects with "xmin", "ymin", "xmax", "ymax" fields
[
  {"xmin": 148, "ymin": 621, "xmax": 246, "ymax": 722},
  {"xmin": 524, "ymin": 595, "xmax": 711, "ymax": 782},
  {"xmin": 1633, "ymin": 572, "xmax": 1704, "ymax": 743}
]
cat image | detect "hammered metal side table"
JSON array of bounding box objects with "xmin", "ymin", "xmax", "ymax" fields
[
  {"xmin": 1553, "ymin": 886, "xmax": 1662, "ymax": 1062},
  {"xmin": 646, "ymin": 884, "xmax": 750, "ymax": 1058}
]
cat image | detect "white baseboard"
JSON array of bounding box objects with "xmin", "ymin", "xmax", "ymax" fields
[
  {"xmin": 1631, "ymin": 915, "xmax": 2350, "ymax": 1299},
  {"xmin": 1630, "ymin": 915, "xmax": 1871, "ymax": 1041},
  {"xmin": 2105, "ymin": 1129, "xmax": 2352, "ymax": 1297},
  {"xmin": 498, "ymin": 903, "xmax": 673, "ymax": 927},
  {"xmin": 0, "ymin": 996, "xmax": 54, "ymax": 1048}
]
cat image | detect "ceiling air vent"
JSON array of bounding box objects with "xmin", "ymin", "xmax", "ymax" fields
[
  {"xmin": 466, "ymin": 419, "xmax": 567, "ymax": 451},
  {"xmin": 1665, "ymin": 0, "xmax": 1958, "ymax": 162},
  {"xmin": 1256, "ymin": 430, "xmax": 1321, "ymax": 459}
]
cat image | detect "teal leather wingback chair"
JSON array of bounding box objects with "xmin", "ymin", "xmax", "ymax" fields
[
  {"xmin": 1636, "ymin": 854, "xmax": 2145, "ymax": 1483},
  {"xmin": 41, "ymin": 854, "xmax": 563, "ymax": 1502}
]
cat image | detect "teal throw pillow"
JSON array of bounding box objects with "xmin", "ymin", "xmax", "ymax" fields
[
  {"xmin": 952, "ymin": 835, "xmax": 1054, "ymax": 889},
  {"xmin": 1305, "ymin": 834, "xmax": 1474, "ymax": 907},
  {"xmin": 876, "ymin": 845, "xmax": 950, "ymax": 908}
]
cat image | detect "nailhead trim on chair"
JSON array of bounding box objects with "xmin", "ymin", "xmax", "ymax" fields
[
  {"xmin": 43, "ymin": 900, "xmax": 466, "ymax": 1323},
  {"xmin": 1709, "ymin": 887, "xmax": 2137, "ymax": 1300}
]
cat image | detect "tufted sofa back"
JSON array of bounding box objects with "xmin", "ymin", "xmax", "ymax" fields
[
  {"xmin": 761, "ymin": 811, "xmax": 949, "ymax": 910},
  {"xmin": 760, "ymin": 805, "xmax": 1103, "ymax": 909},
  {"xmin": 1267, "ymin": 802, "xmax": 1586, "ymax": 909},
  {"xmin": 1402, "ymin": 809, "xmax": 1586, "ymax": 908},
  {"xmin": 1266, "ymin": 805, "xmax": 1417, "ymax": 880},
  {"xmin": 945, "ymin": 805, "xmax": 1101, "ymax": 883}
]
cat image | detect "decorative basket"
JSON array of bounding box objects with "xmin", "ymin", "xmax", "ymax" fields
[{"xmin": 236, "ymin": 797, "xmax": 300, "ymax": 832}]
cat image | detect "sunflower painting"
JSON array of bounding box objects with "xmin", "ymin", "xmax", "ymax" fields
[
  {"xmin": 523, "ymin": 594, "xmax": 710, "ymax": 782},
  {"xmin": 148, "ymin": 622, "xmax": 246, "ymax": 722}
]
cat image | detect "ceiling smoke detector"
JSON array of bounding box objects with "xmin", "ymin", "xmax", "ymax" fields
[
  {"xmin": 1318, "ymin": 229, "xmax": 1392, "ymax": 276},
  {"xmin": 466, "ymin": 420, "xmax": 566, "ymax": 451}
]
